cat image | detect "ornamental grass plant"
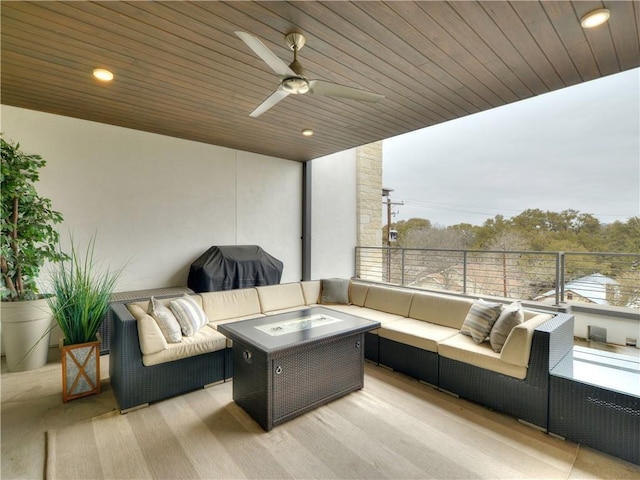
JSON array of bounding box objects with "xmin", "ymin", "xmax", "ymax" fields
[{"xmin": 46, "ymin": 236, "xmax": 121, "ymax": 345}]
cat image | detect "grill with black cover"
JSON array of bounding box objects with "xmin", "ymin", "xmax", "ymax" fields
[{"xmin": 188, "ymin": 245, "xmax": 283, "ymax": 292}]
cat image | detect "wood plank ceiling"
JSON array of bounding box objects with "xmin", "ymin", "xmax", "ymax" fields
[{"xmin": 2, "ymin": 1, "xmax": 639, "ymax": 162}]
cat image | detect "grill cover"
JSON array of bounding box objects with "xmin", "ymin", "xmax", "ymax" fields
[{"xmin": 187, "ymin": 245, "xmax": 283, "ymax": 293}]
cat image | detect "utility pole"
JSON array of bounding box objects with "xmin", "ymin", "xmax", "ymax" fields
[
  {"xmin": 382, "ymin": 188, "xmax": 403, "ymax": 282},
  {"xmin": 382, "ymin": 188, "xmax": 403, "ymax": 246}
]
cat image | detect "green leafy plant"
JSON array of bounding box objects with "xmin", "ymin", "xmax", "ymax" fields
[
  {"xmin": 1, "ymin": 136, "xmax": 66, "ymax": 301},
  {"xmin": 46, "ymin": 236, "xmax": 121, "ymax": 345}
]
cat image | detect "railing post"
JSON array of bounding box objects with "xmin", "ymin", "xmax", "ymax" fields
[
  {"xmin": 463, "ymin": 251, "xmax": 468, "ymax": 295},
  {"xmin": 354, "ymin": 247, "xmax": 359, "ymax": 279},
  {"xmin": 560, "ymin": 251, "xmax": 565, "ymax": 303},
  {"xmin": 386, "ymin": 247, "xmax": 391, "ymax": 283},
  {"xmin": 555, "ymin": 252, "xmax": 564, "ymax": 306},
  {"xmin": 401, "ymin": 248, "xmax": 405, "ymax": 286}
]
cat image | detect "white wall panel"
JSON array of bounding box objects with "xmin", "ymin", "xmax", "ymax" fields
[
  {"xmin": 1, "ymin": 105, "xmax": 301, "ymax": 290},
  {"xmin": 310, "ymin": 149, "xmax": 357, "ymax": 279},
  {"xmin": 236, "ymin": 151, "xmax": 302, "ymax": 283}
]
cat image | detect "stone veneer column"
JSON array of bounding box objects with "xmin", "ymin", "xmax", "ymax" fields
[{"xmin": 356, "ymin": 141, "xmax": 383, "ymax": 280}]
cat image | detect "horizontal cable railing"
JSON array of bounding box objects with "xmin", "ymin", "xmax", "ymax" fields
[{"xmin": 355, "ymin": 247, "xmax": 640, "ymax": 310}]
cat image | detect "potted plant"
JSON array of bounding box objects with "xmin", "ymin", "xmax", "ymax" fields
[
  {"xmin": 46, "ymin": 235, "xmax": 121, "ymax": 401},
  {"xmin": 1, "ymin": 136, "xmax": 66, "ymax": 371}
]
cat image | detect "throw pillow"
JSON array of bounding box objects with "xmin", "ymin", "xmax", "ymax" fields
[
  {"xmin": 460, "ymin": 299, "xmax": 502, "ymax": 344},
  {"xmin": 147, "ymin": 297, "xmax": 182, "ymax": 343},
  {"xmin": 320, "ymin": 278, "xmax": 350, "ymax": 305},
  {"xmin": 170, "ymin": 295, "xmax": 208, "ymax": 337},
  {"xmin": 489, "ymin": 301, "xmax": 524, "ymax": 352}
]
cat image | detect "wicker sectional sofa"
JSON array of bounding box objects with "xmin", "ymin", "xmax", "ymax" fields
[{"xmin": 109, "ymin": 279, "xmax": 574, "ymax": 430}]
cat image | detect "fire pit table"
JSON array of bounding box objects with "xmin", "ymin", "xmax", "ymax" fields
[{"xmin": 218, "ymin": 307, "xmax": 380, "ymax": 431}]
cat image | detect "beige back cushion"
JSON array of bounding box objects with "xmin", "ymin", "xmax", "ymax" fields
[
  {"xmin": 200, "ymin": 288, "xmax": 261, "ymax": 322},
  {"xmin": 349, "ymin": 282, "xmax": 369, "ymax": 306},
  {"xmin": 128, "ymin": 303, "xmax": 167, "ymax": 355},
  {"xmin": 409, "ymin": 292, "xmax": 475, "ymax": 329},
  {"xmin": 500, "ymin": 313, "xmax": 553, "ymax": 367},
  {"xmin": 301, "ymin": 280, "xmax": 322, "ymax": 305},
  {"xmin": 256, "ymin": 283, "xmax": 305, "ymax": 313},
  {"xmin": 364, "ymin": 285, "xmax": 413, "ymax": 317}
]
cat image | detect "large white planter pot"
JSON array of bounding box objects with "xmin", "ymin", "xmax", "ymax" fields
[{"xmin": 1, "ymin": 298, "xmax": 53, "ymax": 372}]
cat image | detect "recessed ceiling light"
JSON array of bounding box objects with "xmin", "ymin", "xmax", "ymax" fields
[
  {"xmin": 93, "ymin": 68, "xmax": 114, "ymax": 81},
  {"xmin": 580, "ymin": 8, "xmax": 610, "ymax": 28},
  {"xmin": 301, "ymin": 129, "xmax": 314, "ymax": 137}
]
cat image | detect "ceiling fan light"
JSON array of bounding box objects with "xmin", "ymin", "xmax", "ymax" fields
[
  {"xmin": 580, "ymin": 8, "xmax": 610, "ymax": 28},
  {"xmin": 282, "ymin": 77, "xmax": 309, "ymax": 94}
]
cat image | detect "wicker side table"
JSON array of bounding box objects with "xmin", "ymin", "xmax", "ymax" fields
[
  {"xmin": 99, "ymin": 287, "xmax": 193, "ymax": 355},
  {"xmin": 549, "ymin": 346, "xmax": 639, "ymax": 465}
]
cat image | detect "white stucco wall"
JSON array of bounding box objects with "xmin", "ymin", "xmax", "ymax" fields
[
  {"xmin": 0, "ymin": 105, "xmax": 302, "ymax": 292},
  {"xmin": 310, "ymin": 149, "xmax": 357, "ymax": 279}
]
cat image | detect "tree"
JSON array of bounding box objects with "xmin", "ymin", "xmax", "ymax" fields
[
  {"xmin": 1, "ymin": 137, "xmax": 66, "ymax": 300},
  {"xmin": 613, "ymin": 270, "xmax": 640, "ymax": 308},
  {"xmin": 388, "ymin": 218, "xmax": 431, "ymax": 245},
  {"xmin": 473, "ymin": 214, "xmax": 510, "ymax": 249},
  {"xmin": 604, "ymin": 217, "xmax": 640, "ymax": 253}
]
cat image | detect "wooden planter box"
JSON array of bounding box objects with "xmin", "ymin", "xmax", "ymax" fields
[{"xmin": 60, "ymin": 339, "xmax": 100, "ymax": 402}]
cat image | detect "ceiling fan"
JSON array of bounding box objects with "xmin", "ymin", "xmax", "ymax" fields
[{"xmin": 236, "ymin": 31, "xmax": 384, "ymax": 118}]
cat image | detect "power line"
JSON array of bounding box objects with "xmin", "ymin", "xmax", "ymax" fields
[{"xmin": 395, "ymin": 197, "xmax": 636, "ymax": 220}]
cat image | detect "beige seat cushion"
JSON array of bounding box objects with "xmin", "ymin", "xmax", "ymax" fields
[
  {"xmin": 263, "ymin": 306, "xmax": 311, "ymax": 315},
  {"xmin": 322, "ymin": 304, "xmax": 370, "ymax": 316},
  {"xmin": 200, "ymin": 288, "xmax": 261, "ymax": 322},
  {"xmin": 438, "ymin": 333, "xmax": 527, "ymax": 379},
  {"xmin": 322, "ymin": 304, "xmax": 401, "ymax": 335},
  {"xmin": 350, "ymin": 307, "xmax": 403, "ymax": 335},
  {"xmin": 409, "ymin": 292, "xmax": 474, "ymax": 329},
  {"xmin": 210, "ymin": 314, "xmax": 267, "ymax": 347},
  {"xmin": 378, "ymin": 319, "xmax": 459, "ymax": 352},
  {"xmin": 256, "ymin": 283, "xmax": 305, "ymax": 313},
  {"xmin": 142, "ymin": 325, "xmax": 227, "ymax": 366},
  {"xmin": 210, "ymin": 314, "xmax": 267, "ymax": 329},
  {"xmin": 363, "ymin": 285, "xmax": 413, "ymax": 317}
]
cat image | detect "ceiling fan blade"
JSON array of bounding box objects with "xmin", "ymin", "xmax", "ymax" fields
[
  {"xmin": 235, "ymin": 31, "xmax": 296, "ymax": 78},
  {"xmin": 308, "ymin": 80, "xmax": 384, "ymax": 102},
  {"xmin": 250, "ymin": 87, "xmax": 290, "ymax": 118}
]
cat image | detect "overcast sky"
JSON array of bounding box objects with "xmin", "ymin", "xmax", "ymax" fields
[{"xmin": 382, "ymin": 68, "xmax": 639, "ymax": 227}]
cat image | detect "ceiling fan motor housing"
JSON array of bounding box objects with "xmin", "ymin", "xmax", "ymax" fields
[
  {"xmin": 285, "ymin": 32, "xmax": 306, "ymax": 51},
  {"xmin": 282, "ymin": 76, "xmax": 309, "ymax": 94}
]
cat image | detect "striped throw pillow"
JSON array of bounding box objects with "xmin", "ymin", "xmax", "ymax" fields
[
  {"xmin": 489, "ymin": 301, "xmax": 524, "ymax": 352},
  {"xmin": 170, "ymin": 295, "xmax": 208, "ymax": 337},
  {"xmin": 148, "ymin": 296, "xmax": 182, "ymax": 343},
  {"xmin": 460, "ymin": 299, "xmax": 502, "ymax": 344}
]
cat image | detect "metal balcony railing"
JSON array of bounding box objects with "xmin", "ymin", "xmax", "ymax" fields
[{"xmin": 355, "ymin": 247, "xmax": 640, "ymax": 310}]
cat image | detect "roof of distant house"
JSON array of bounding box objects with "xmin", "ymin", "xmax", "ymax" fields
[{"xmin": 536, "ymin": 273, "xmax": 618, "ymax": 305}]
